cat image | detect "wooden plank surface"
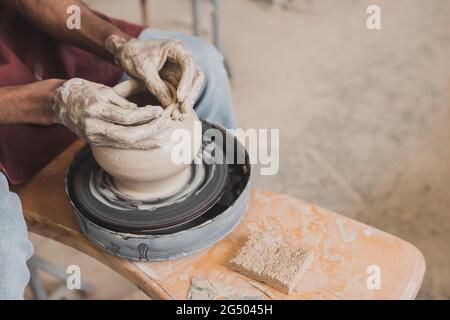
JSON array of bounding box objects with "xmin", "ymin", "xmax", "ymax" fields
[{"xmin": 12, "ymin": 140, "xmax": 425, "ymax": 299}]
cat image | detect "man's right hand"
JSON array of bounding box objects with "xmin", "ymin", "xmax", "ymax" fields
[
  {"xmin": 106, "ymin": 36, "xmax": 204, "ymax": 113},
  {"xmin": 53, "ymin": 78, "xmax": 165, "ymax": 149}
]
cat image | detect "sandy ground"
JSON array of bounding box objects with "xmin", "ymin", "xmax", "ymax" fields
[{"xmin": 29, "ymin": 0, "xmax": 450, "ymax": 299}]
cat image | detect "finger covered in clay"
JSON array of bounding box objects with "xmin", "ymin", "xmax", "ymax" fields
[{"xmin": 87, "ymin": 103, "xmax": 164, "ymax": 125}]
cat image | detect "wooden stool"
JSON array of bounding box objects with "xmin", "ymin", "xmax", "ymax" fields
[{"xmin": 12, "ymin": 140, "xmax": 425, "ymax": 299}]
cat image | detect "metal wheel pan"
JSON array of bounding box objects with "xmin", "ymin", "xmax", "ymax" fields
[{"xmin": 65, "ymin": 121, "xmax": 251, "ymax": 261}]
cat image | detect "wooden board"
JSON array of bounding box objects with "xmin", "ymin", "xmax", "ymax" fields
[{"xmin": 12, "ymin": 140, "xmax": 425, "ymax": 299}]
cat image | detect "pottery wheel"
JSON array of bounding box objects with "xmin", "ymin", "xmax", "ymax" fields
[
  {"xmin": 67, "ymin": 129, "xmax": 227, "ymax": 234},
  {"xmin": 65, "ymin": 121, "xmax": 252, "ymax": 261}
]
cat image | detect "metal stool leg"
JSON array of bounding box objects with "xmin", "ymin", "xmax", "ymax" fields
[
  {"xmin": 210, "ymin": 0, "xmax": 222, "ymax": 52},
  {"xmin": 27, "ymin": 255, "xmax": 92, "ymax": 300},
  {"xmin": 192, "ymin": 0, "xmax": 203, "ymax": 37},
  {"xmin": 140, "ymin": 0, "xmax": 150, "ymax": 27},
  {"xmin": 27, "ymin": 257, "xmax": 48, "ymax": 300},
  {"xmin": 210, "ymin": 0, "xmax": 232, "ymax": 78}
]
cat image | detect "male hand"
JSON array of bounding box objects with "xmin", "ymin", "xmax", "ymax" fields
[
  {"xmin": 106, "ymin": 36, "xmax": 204, "ymax": 112},
  {"xmin": 53, "ymin": 78, "xmax": 165, "ymax": 149}
]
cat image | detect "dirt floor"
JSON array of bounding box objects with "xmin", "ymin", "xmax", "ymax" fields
[{"xmin": 29, "ymin": 0, "xmax": 450, "ymax": 299}]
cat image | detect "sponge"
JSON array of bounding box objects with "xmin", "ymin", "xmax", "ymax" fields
[{"xmin": 229, "ymin": 232, "xmax": 313, "ymax": 295}]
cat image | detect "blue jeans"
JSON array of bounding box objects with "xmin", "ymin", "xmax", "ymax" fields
[
  {"xmin": 0, "ymin": 29, "xmax": 234, "ymax": 299},
  {"xmin": 0, "ymin": 172, "xmax": 33, "ymax": 299}
]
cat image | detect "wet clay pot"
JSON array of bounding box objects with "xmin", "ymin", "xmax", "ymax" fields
[{"xmin": 91, "ymin": 79, "xmax": 201, "ymax": 200}]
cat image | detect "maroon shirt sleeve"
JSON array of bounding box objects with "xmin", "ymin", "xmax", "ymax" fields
[{"xmin": 0, "ymin": 8, "xmax": 144, "ymax": 184}]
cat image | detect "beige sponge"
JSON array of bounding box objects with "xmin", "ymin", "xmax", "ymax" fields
[{"xmin": 229, "ymin": 232, "xmax": 313, "ymax": 295}]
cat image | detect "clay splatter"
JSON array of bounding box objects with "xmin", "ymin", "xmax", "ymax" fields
[
  {"xmin": 336, "ymin": 217, "xmax": 357, "ymax": 243},
  {"xmin": 363, "ymin": 227, "xmax": 373, "ymax": 237},
  {"xmin": 187, "ymin": 276, "xmax": 262, "ymax": 300},
  {"xmin": 178, "ymin": 273, "xmax": 189, "ymax": 281}
]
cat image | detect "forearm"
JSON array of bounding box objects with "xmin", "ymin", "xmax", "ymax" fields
[
  {"xmin": 4, "ymin": 0, "xmax": 131, "ymax": 61},
  {"xmin": 0, "ymin": 79, "xmax": 64, "ymax": 125}
]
